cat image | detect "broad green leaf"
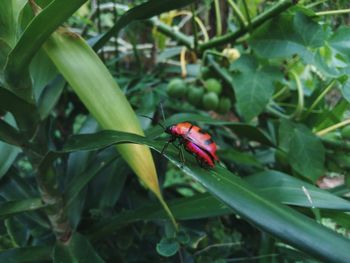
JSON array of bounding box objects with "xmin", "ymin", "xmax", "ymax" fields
[
  {"xmin": 231, "ymin": 55, "xmax": 282, "ymax": 121},
  {"xmin": 58, "ymin": 130, "xmax": 350, "ymax": 262},
  {"xmin": 53, "ymin": 233, "xmax": 105, "ymax": 263},
  {"xmin": 340, "ymin": 78, "xmax": 350, "ymax": 103},
  {"xmin": 293, "ymin": 12, "xmax": 326, "ymax": 48},
  {"xmin": 250, "ymin": 14, "xmax": 305, "ymax": 57},
  {"xmin": 43, "ymin": 25, "xmax": 174, "ymax": 227},
  {"xmin": 250, "ymin": 13, "xmax": 317, "ymax": 62},
  {"xmin": 329, "ymin": 26, "xmax": 350, "ymax": 62},
  {"xmin": 279, "ymin": 120, "xmax": 325, "ymax": 181},
  {"xmin": 246, "ymin": 170, "xmax": 350, "ymax": 210},
  {"xmin": 0, "ymin": 198, "xmax": 45, "ymax": 218},
  {"xmin": 4, "ymin": 0, "xmax": 87, "ymax": 101},
  {"xmin": 93, "ymin": 0, "xmax": 196, "ymax": 51},
  {"xmin": 0, "ymin": 246, "xmax": 52, "ymax": 263}
]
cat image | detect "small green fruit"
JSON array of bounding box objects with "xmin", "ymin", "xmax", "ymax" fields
[
  {"xmin": 202, "ymin": 92, "xmax": 219, "ymax": 111},
  {"xmin": 167, "ymin": 78, "xmax": 187, "ymax": 98},
  {"xmin": 205, "ymin": 78, "xmax": 222, "ymax": 94},
  {"xmin": 200, "ymin": 66, "xmax": 212, "ymax": 79},
  {"xmin": 216, "ymin": 97, "xmax": 232, "ymax": 114},
  {"xmin": 187, "ymin": 86, "xmax": 204, "ymax": 106}
]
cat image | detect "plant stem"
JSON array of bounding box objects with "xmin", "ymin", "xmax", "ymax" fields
[
  {"xmin": 199, "ymin": 0, "xmax": 296, "ymax": 52},
  {"xmin": 191, "ymin": 4, "xmax": 199, "ymax": 52},
  {"xmin": 37, "ymin": 165, "xmax": 72, "ymax": 243},
  {"xmin": 304, "ymin": 79, "xmax": 336, "ymax": 118},
  {"xmin": 316, "ymin": 119, "xmax": 350, "ymax": 137},
  {"xmin": 290, "ymin": 70, "xmax": 304, "ymax": 120},
  {"xmin": 146, "ymin": 19, "xmax": 193, "ymax": 50},
  {"xmin": 227, "ymin": 0, "xmax": 247, "ymax": 28},
  {"xmin": 242, "ymin": 0, "xmax": 252, "ymax": 33},
  {"xmin": 214, "ymin": 0, "xmax": 222, "ymax": 36},
  {"xmin": 316, "ymin": 9, "xmax": 350, "ymax": 16}
]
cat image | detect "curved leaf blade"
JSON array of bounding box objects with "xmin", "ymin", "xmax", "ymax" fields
[
  {"xmin": 0, "ymin": 198, "xmax": 46, "ymax": 218},
  {"xmin": 58, "ymin": 130, "xmax": 350, "ymax": 262},
  {"xmin": 246, "ymin": 170, "xmax": 350, "ymax": 210}
]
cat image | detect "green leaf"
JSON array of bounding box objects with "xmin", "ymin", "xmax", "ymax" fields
[
  {"xmin": 64, "ymin": 153, "xmax": 117, "ymax": 208},
  {"xmin": 64, "ymin": 117, "xmax": 98, "ymax": 230},
  {"xmin": 30, "ymin": 49, "xmax": 58, "ymax": 100},
  {"xmin": 0, "ymin": 246, "xmax": 52, "ymax": 263},
  {"xmin": 0, "ymin": 118, "xmax": 23, "ymax": 146},
  {"xmin": 219, "ymin": 149, "xmax": 264, "ymax": 169},
  {"xmin": 4, "ymin": 0, "xmax": 87, "ymax": 101},
  {"xmin": 340, "ymin": 78, "xmax": 350, "ymax": 103},
  {"xmin": 0, "ymin": 114, "xmax": 21, "ymax": 178},
  {"xmin": 0, "ymin": 87, "xmax": 39, "ymax": 135},
  {"xmin": 5, "ymin": 217, "xmax": 29, "ymax": 247},
  {"xmin": 93, "ymin": 0, "xmax": 197, "ymax": 51},
  {"xmin": 329, "ymin": 26, "xmax": 350, "ymax": 62},
  {"xmin": 156, "ymin": 237, "xmax": 179, "ymax": 257},
  {"xmin": 250, "ymin": 13, "xmax": 318, "ymax": 62},
  {"xmin": 246, "ymin": 170, "xmax": 350, "ymax": 210},
  {"xmin": 37, "ymin": 75, "xmax": 65, "ymax": 119},
  {"xmin": 293, "ymin": 12, "xmax": 325, "ymax": 48},
  {"xmin": 59, "ymin": 130, "xmax": 350, "ymax": 262},
  {"xmin": 0, "ymin": 142, "xmax": 20, "ymax": 179},
  {"xmin": 53, "ymin": 233, "xmax": 105, "ymax": 263},
  {"xmin": 279, "ymin": 120, "xmax": 325, "ymax": 181},
  {"xmin": 0, "ymin": 198, "xmax": 46, "ymax": 218},
  {"xmin": 231, "ymin": 55, "xmax": 282, "ymax": 121}
]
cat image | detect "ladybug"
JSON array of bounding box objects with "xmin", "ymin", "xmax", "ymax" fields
[{"xmin": 162, "ymin": 122, "xmax": 219, "ymax": 167}]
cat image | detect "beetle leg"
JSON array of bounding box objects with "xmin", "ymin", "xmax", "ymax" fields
[
  {"xmin": 179, "ymin": 146, "xmax": 185, "ymax": 167},
  {"xmin": 161, "ymin": 137, "xmax": 175, "ymax": 155}
]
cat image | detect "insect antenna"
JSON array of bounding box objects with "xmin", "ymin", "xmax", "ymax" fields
[
  {"xmin": 160, "ymin": 102, "xmax": 166, "ymax": 124},
  {"xmin": 138, "ymin": 114, "xmax": 166, "ymax": 130}
]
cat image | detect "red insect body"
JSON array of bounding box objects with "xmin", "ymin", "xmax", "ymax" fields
[
  {"xmin": 166, "ymin": 122, "xmax": 219, "ymax": 167},
  {"xmin": 184, "ymin": 141, "xmax": 215, "ymax": 167}
]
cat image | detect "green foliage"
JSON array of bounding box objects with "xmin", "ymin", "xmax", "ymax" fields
[{"xmin": 1, "ymin": 0, "xmax": 350, "ymax": 262}]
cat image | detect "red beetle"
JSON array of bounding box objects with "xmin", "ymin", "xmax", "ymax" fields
[{"xmin": 162, "ymin": 122, "xmax": 219, "ymax": 167}]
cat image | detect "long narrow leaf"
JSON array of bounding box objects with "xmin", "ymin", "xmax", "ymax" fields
[
  {"xmin": 0, "ymin": 198, "xmax": 46, "ymax": 218},
  {"xmin": 57, "ymin": 130, "xmax": 350, "ymax": 262},
  {"xmin": 42, "ymin": 23, "xmax": 175, "ymax": 225}
]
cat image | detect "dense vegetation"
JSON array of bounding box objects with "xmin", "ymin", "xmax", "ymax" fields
[{"xmin": 1, "ymin": 0, "xmax": 350, "ymax": 262}]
